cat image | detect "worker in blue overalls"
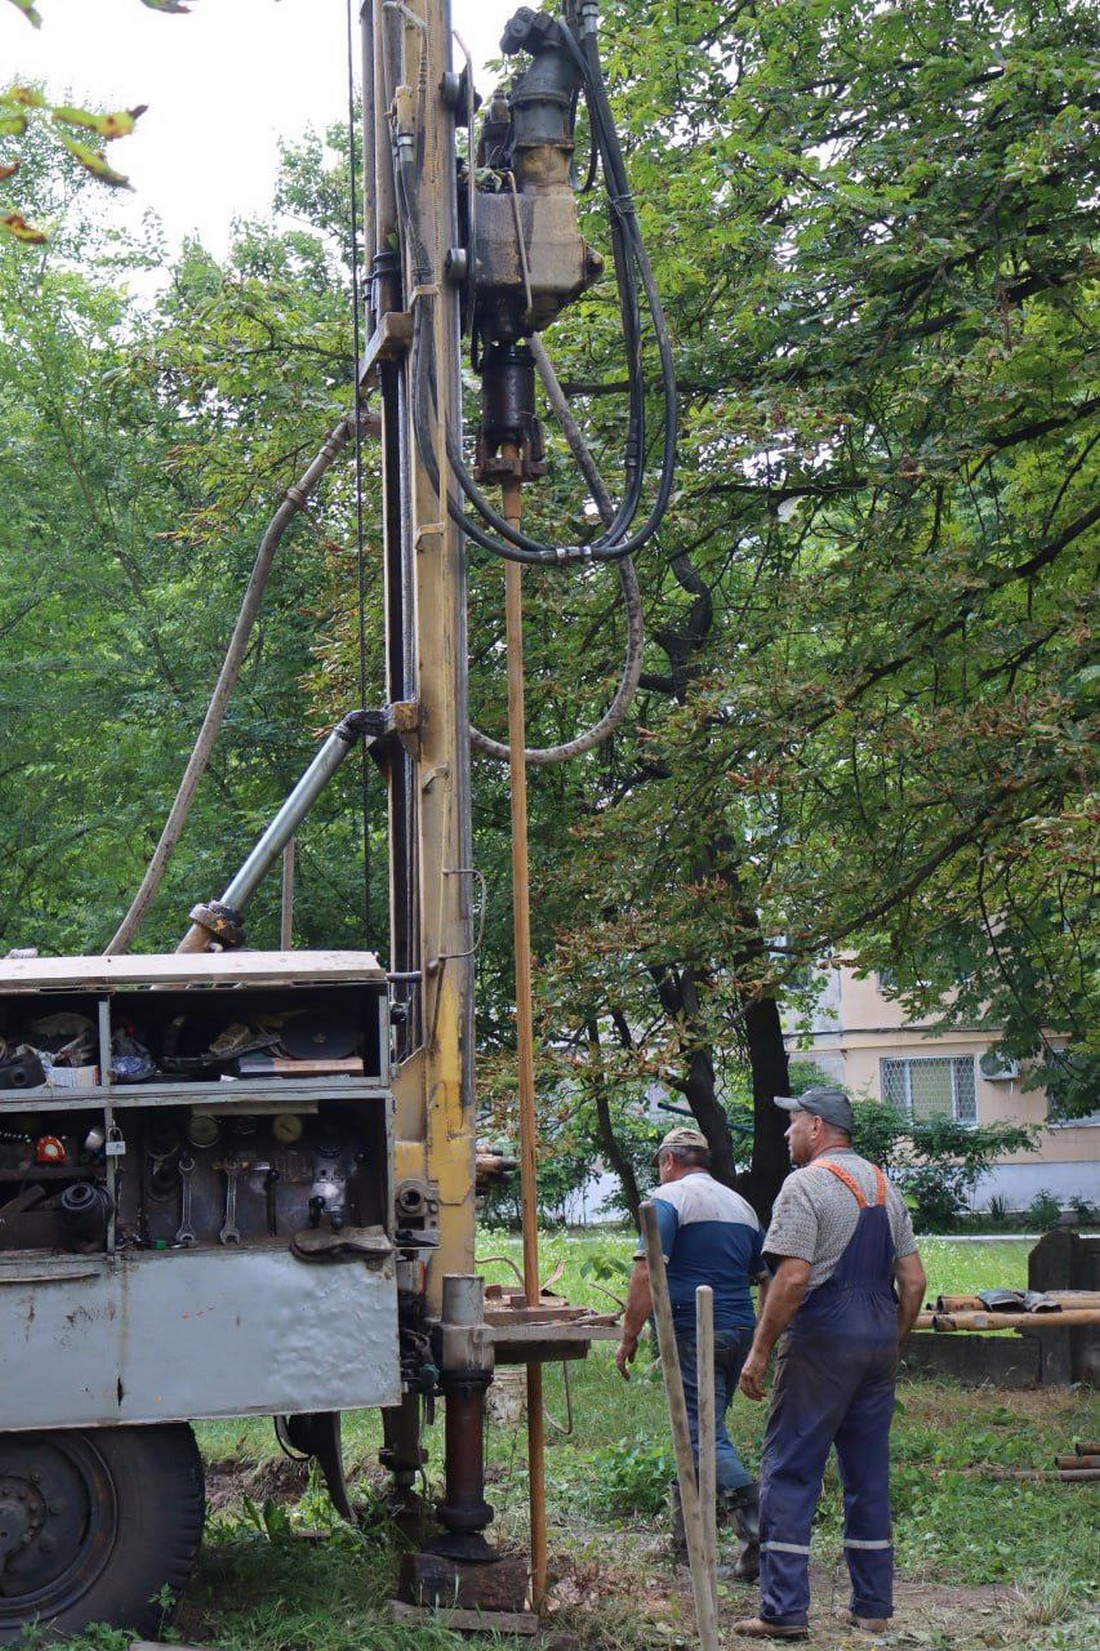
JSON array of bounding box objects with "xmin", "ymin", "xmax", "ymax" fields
[{"xmin": 732, "ymin": 1086, "xmax": 926, "ymax": 1640}]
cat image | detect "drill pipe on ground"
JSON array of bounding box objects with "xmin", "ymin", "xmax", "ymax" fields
[
  {"xmin": 934, "ymin": 1291, "xmax": 1100, "ymax": 1313},
  {"xmin": 918, "ymin": 1308, "xmax": 1100, "ymax": 1331}
]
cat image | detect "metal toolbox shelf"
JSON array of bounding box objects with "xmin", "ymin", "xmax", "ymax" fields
[
  {"xmin": 0, "ymin": 949, "xmax": 392, "ymax": 1105},
  {"xmin": 0, "ymin": 951, "xmax": 395, "ymax": 1261}
]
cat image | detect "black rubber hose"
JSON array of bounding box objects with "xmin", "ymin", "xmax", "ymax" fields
[
  {"xmin": 469, "ymin": 333, "xmax": 646, "ymax": 764},
  {"xmin": 408, "ymin": 14, "xmax": 676, "ymax": 566},
  {"xmin": 414, "ymin": 290, "xmax": 672, "ymax": 566}
]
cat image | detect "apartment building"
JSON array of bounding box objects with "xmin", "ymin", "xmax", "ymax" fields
[{"xmin": 788, "ymin": 965, "xmax": 1099, "ymax": 1213}]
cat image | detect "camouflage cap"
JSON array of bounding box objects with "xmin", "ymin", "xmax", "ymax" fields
[{"xmin": 654, "ymin": 1126, "xmax": 710, "ymax": 1161}]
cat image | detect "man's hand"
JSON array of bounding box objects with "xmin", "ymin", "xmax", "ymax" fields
[
  {"xmin": 616, "ymin": 1258, "xmax": 652, "ymax": 1380},
  {"xmin": 739, "ymin": 1348, "xmax": 769, "ymax": 1401},
  {"xmin": 616, "ymin": 1331, "xmax": 639, "ymax": 1379},
  {"xmin": 739, "ymin": 1255, "xmax": 809, "ymax": 1402}
]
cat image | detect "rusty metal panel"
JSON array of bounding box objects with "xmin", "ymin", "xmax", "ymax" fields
[
  {"xmin": 473, "ymin": 192, "xmax": 593, "ymax": 334},
  {"xmin": 0, "ymin": 1248, "xmax": 400, "ymax": 1429}
]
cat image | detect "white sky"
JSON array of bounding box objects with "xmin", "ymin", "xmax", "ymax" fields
[{"xmin": 3, "ymin": 0, "xmax": 516, "ymax": 255}]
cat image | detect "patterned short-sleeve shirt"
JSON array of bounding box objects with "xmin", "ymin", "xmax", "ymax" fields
[{"xmin": 763, "ymin": 1149, "xmax": 918, "ymax": 1290}]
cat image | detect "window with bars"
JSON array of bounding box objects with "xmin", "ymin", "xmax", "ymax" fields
[{"xmin": 880, "ymin": 1055, "xmax": 977, "ymax": 1125}]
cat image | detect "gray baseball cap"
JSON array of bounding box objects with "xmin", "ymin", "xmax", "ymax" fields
[{"xmin": 774, "ymin": 1085, "xmax": 854, "ymax": 1134}]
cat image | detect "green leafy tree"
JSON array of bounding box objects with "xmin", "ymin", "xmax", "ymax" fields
[
  {"xmin": 0, "ymin": 120, "xmax": 370, "ymax": 954},
  {"xmin": 499, "ymin": 0, "xmax": 1100, "ymax": 1216},
  {"xmin": 3, "ymin": 0, "xmax": 1094, "ymax": 1241}
]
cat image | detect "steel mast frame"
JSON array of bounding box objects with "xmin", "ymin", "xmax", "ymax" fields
[{"xmin": 360, "ymin": 0, "xmax": 477, "ymax": 1311}]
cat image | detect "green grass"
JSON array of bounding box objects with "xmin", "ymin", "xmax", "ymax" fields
[
  {"xmin": 916, "ymin": 1237, "xmax": 1032, "ymax": 1302},
  {"xmin": 180, "ymin": 1344, "xmax": 1098, "ymax": 1651},
  {"xmin": 159, "ymin": 1228, "xmax": 1097, "ymax": 1651},
  {"xmin": 479, "ymin": 1225, "xmax": 1036, "ymax": 1307}
]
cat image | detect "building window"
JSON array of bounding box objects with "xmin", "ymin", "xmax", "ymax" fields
[{"xmin": 880, "ymin": 1055, "xmax": 977, "ymax": 1126}]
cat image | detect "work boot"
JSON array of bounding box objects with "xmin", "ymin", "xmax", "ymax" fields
[
  {"xmin": 725, "ymin": 1481, "xmax": 760, "ymax": 1543},
  {"xmin": 835, "ymin": 1607, "xmax": 890, "ymax": 1633},
  {"xmin": 723, "ymin": 1481, "xmax": 760, "ymax": 1577},
  {"xmin": 716, "ymin": 1545, "xmax": 759, "ymax": 1583},
  {"xmin": 728, "ymin": 1539, "xmax": 760, "ymax": 1582}
]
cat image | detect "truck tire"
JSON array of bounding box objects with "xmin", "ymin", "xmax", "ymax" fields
[{"xmin": 0, "ymin": 1423, "xmax": 204, "ymax": 1643}]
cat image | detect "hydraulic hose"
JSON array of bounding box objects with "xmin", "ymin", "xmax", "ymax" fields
[
  {"xmin": 468, "ymin": 553, "xmax": 643, "ymax": 763},
  {"xmin": 468, "ymin": 332, "xmax": 644, "ymax": 763},
  {"xmin": 406, "ymin": 9, "xmax": 676, "ymax": 567}
]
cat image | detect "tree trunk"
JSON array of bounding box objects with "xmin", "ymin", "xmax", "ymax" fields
[
  {"xmin": 738, "ymin": 993, "xmax": 791, "ymax": 1224},
  {"xmin": 648, "ymin": 963, "xmax": 738, "ymax": 1189},
  {"xmin": 587, "ymin": 1021, "xmax": 644, "ymax": 1226},
  {"xmin": 679, "ymin": 1042, "xmax": 738, "ymax": 1190}
]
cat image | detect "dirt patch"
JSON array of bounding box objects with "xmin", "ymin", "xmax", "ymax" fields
[
  {"xmin": 204, "ymin": 1454, "xmax": 310, "ymax": 1513},
  {"xmin": 901, "ymin": 1383, "xmax": 1089, "ymax": 1430},
  {"xmin": 781, "ymin": 1562, "xmax": 1015, "ymax": 1648},
  {"xmin": 542, "ymin": 1542, "xmax": 1068, "ymax": 1650}
]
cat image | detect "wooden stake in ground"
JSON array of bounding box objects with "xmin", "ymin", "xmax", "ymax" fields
[
  {"xmin": 640, "ymin": 1202, "xmax": 720, "ymax": 1651},
  {"xmin": 695, "ymin": 1284, "xmax": 718, "ymax": 1613}
]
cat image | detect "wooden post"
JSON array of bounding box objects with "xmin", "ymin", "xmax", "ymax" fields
[
  {"xmin": 640, "ymin": 1203, "xmax": 720, "ymax": 1651},
  {"xmin": 696, "ymin": 1285, "xmax": 717, "ymax": 1613}
]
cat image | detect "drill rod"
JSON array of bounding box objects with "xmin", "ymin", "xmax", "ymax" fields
[{"xmin": 502, "ymin": 445, "xmax": 547, "ymax": 1608}]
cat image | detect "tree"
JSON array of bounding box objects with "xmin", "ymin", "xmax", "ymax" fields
[
  {"xmin": 0, "ymin": 120, "xmax": 370, "ymax": 955},
  {"xmin": 459, "ymin": 0, "xmax": 1100, "ymax": 1211},
  {"xmin": 2, "ymin": 0, "xmax": 193, "ymax": 241},
  {"xmin": 4, "ymin": 0, "xmax": 1094, "ymax": 1228},
  {"xmin": 631, "ymin": 0, "xmax": 1100, "ymax": 1112}
]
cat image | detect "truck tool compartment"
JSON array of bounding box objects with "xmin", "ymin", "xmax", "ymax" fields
[{"xmin": 0, "ymin": 951, "xmax": 400, "ymax": 1427}]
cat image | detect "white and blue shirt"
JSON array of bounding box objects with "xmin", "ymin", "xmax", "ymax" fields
[{"xmin": 647, "ymin": 1172, "xmax": 765, "ymax": 1334}]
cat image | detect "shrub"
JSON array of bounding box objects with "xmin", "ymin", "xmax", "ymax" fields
[
  {"xmin": 850, "ymin": 1103, "xmax": 1038, "ymax": 1232},
  {"xmin": 590, "ymin": 1439, "xmax": 676, "ymax": 1517},
  {"xmin": 988, "ymin": 1193, "xmax": 1010, "ymax": 1227},
  {"xmin": 1026, "ymin": 1188, "xmax": 1062, "ymax": 1231}
]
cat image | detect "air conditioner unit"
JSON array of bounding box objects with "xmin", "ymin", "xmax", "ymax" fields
[{"xmin": 979, "ymin": 1051, "xmax": 1019, "ymax": 1082}]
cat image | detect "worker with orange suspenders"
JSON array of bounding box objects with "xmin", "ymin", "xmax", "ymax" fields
[{"xmin": 732, "ymin": 1087, "xmax": 927, "ymax": 1641}]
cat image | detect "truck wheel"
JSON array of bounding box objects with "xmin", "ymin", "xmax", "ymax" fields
[{"xmin": 0, "ymin": 1424, "xmax": 204, "ymax": 1643}]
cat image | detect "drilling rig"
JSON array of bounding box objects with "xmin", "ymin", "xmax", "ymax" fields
[{"xmin": 0, "ymin": 0, "xmax": 673, "ymax": 1637}]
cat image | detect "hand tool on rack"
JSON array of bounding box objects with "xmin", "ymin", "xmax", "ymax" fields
[
  {"xmin": 219, "ymin": 1155, "xmax": 241, "ymax": 1244},
  {"xmin": 174, "ymin": 1154, "xmax": 196, "ymax": 1247}
]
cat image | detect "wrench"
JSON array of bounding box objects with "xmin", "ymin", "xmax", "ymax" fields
[
  {"xmin": 264, "ymin": 1167, "xmax": 280, "ymax": 1236},
  {"xmin": 175, "ymin": 1154, "xmax": 197, "ymax": 1247},
  {"xmin": 219, "ymin": 1156, "xmax": 241, "ymax": 1244}
]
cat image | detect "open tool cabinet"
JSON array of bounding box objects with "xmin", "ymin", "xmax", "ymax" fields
[{"xmin": 0, "ymin": 951, "xmax": 398, "ymax": 1429}]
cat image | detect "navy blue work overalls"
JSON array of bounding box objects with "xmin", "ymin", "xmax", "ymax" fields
[{"xmin": 758, "ymin": 1160, "xmax": 898, "ymax": 1628}]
